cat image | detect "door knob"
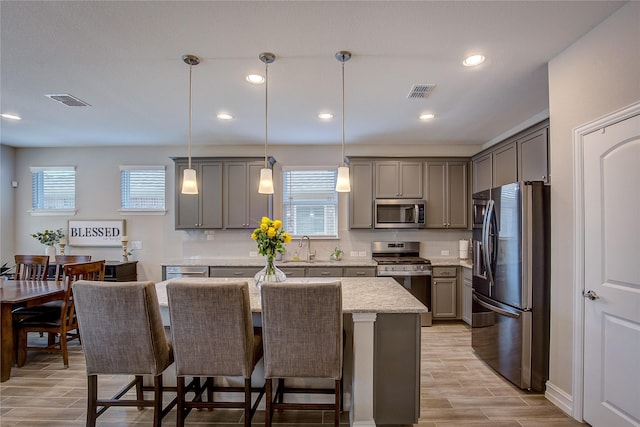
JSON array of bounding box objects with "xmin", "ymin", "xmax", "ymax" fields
[{"xmin": 583, "ymin": 290, "xmax": 600, "ymax": 301}]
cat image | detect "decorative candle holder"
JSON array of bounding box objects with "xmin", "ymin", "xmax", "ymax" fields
[
  {"xmin": 59, "ymin": 242, "xmax": 66, "ymax": 255},
  {"xmin": 121, "ymin": 236, "xmax": 129, "ymax": 262}
]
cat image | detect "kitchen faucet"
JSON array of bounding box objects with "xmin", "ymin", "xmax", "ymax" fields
[{"xmin": 298, "ymin": 235, "xmax": 315, "ymax": 261}]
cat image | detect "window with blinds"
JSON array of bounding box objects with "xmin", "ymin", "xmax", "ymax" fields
[
  {"xmin": 30, "ymin": 166, "xmax": 76, "ymax": 211},
  {"xmin": 282, "ymin": 168, "xmax": 338, "ymax": 237},
  {"xmin": 120, "ymin": 166, "xmax": 166, "ymax": 211}
]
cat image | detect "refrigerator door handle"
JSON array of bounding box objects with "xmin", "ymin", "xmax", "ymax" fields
[
  {"xmin": 482, "ymin": 200, "xmax": 495, "ymax": 287},
  {"xmin": 473, "ymin": 293, "xmax": 521, "ymax": 319}
]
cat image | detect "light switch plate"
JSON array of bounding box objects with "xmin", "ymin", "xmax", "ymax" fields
[
  {"xmin": 350, "ymin": 251, "xmax": 358, "ymax": 257},
  {"xmin": 440, "ymin": 250, "xmax": 450, "ymax": 256},
  {"xmin": 249, "ymin": 251, "xmax": 258, "ymax": 257},
  {"xmin": 130, "ymin": 241, "xmax": 143, "ymax": 250},
  {"xmin": 358, "ymin": 251, "xmax": 367, "ymax": 257}
]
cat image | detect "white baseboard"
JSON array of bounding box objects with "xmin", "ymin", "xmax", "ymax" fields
[{"xmin": 545, "ymin": 380, "xmax": 574, "ymax": 417}]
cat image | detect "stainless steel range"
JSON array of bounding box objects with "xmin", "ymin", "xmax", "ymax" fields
[{"xmin": 372, "ymin": 241, "xmax": 432, "ymax": 326}]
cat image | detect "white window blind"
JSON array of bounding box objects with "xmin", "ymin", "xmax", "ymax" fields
[
  {"xmin": 282, "ymin": 168, "xmax": 338, "ymax": 237},
  {"xmin": 30, "ymin": 166, "xmax": 76, "ymax": 211},
  {"xmin": 120, "ymin": 165, "xmax": 166, "ymax": 210}
]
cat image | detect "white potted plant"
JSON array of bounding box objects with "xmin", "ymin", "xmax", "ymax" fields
[{"xmin": 31, "ymin": 228, "xmax": 65, "ymax": 260}]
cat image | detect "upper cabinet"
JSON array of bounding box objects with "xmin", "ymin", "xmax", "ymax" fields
[
  {"xmin": 224, "ymin": 161, "xmax": 271, "ymax": 229},
  {"xmin": 518, "ymin": 127, "xmax": 548, "ymax": 183},
  {"xmin": 173, "ymin": 157, "xmax": 272, "ymax": 230},
  {"xmin": 424, "ymin": 161, "xmax": 468, "ymax": 229},
  {"xmin": 174, "ymin": 159, "xmax": 223, "ymax": 229},
  {"xmin": 349, "ymin": 161, "xmax": 374, "ymax": 229},
  {"xmin": 472, "ymin": 120, "xmax": 549, "ymax": 193},
  {"xmin": 492, "ymin": 142, "xmax": 517, "ymax": 187},
  {"xmin": 375, "ymin": 161, "xmax": 423, "ymax": 198}
]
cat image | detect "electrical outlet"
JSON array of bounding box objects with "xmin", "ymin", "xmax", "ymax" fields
[
  {"xmin": 358, "ymin": 251, "xmax": 367, "ymax": 257},
  {"xmin": 206, "ymin": 234, "xmax": 215, "ymax": 240},
  {"xmin": 440, "ymin": 250, "xmax": 450, "ymax": 256},
  {"xmin": 350, "ymin": 251, "xmax": 358, "ymax": 257},
  {"xmin": 249, "ymin": 251, "xmax": 258, "ymax": 257},
  {"xmin": 130, "ymin": 241, "xmax": 143, "ymax": 250}
]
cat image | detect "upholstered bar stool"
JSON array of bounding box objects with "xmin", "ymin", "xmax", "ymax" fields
[
  {"xmin": 167, "ymin": 280, "xmax": 264, "ymax": 427},
  {"xmin": 260, "ymin": 280, "xmax": 343, "ymax": 427},
  {"xmin": 73, "ymin": 280, "xmax": 175, "ymax": 427}
]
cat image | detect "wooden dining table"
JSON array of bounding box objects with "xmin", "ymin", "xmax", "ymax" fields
[{"xmin": 0, "ymin": 279, "xmax": 65, "ymax": 382}]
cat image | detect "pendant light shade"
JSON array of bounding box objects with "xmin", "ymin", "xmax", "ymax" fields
[
  {"xmin": 335, "ymin": 51, "xmax": 351, "ymax": 192},
  {"xmin": 181, "ymin": 54, "xmax": 200, "ymax": 195},
  {"xmin": 258, "ymin": 52, "xmax": 276, "ymax": 194}
]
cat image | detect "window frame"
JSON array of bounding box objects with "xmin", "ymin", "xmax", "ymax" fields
[
  {"xmin": 29, "ymin": 166, "xmax": 77, "ymax": 216},
  {"xmin": 281, "ymin": 165, "xmax": 340, "ymax": 239},
  {"xmin": 119, "ymin": 165, "xmax": 167, "ymax": 215}
]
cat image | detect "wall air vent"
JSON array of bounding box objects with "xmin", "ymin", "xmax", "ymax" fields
[
  {"xmin": 45, "ymin": 94, "xmax": 91, "ymax": 107},
  {"xmin": 407, "ymin": 84, "xmax": 436, "ymax": 99}
]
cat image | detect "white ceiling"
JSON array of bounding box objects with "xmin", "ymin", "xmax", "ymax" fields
[{"xmin": 0, "ymin": 1, "xmax": 625, "ymax": 149}]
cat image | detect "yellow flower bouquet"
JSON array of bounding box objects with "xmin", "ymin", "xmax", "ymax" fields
[{"xmin": 251, "ymin": 216, "xmax": 291, "ymax": 285}]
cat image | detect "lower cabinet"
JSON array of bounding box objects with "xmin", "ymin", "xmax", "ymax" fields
[
  {"xmin": 462, "ymin": 266, "xmax": 472, "ymax": 325},
  {"xmin": 431, "ymin": 266, "xmax": 458, "ymax": 319},
  {"xmin": 276, "ymin": 266, "xmax": 306, "ymax": 278},
  {"xmin": 170, "ymin": 264, "xmax": 377, "ymax": 280},
  {"xmin": 209, "ymin": 267, "xmax": 262, "ymax": 278}
]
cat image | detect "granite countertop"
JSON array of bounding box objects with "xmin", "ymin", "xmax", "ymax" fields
[
  {"xmin": 155, "ymin": 277, "xmax": 428, "ymax": 314},
  {"xmin": 430, "ymin": 257, "xmax": 473, "ymax": 269},
  {"xmin": 161, "ymin": 258, "xmax": 377, "ymax": 268}
]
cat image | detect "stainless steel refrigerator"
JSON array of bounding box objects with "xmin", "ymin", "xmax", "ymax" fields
[{"xmin": 471, "ymin": 181, "xmax": 550, "ymax": 392}]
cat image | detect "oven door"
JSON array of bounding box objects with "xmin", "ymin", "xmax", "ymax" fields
[{"xmin": 384, "ymin": 274, "xmax": 432, "ymax": 326}]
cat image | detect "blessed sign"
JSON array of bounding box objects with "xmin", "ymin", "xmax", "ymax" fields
[{"xmin": 67, "ymin": 220, "xmax": 125, "ymax": 247}]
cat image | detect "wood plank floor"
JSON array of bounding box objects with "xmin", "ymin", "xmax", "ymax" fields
[{"xmin": 0, "ymin": 322, "xmax": 586, "ymax": 426}]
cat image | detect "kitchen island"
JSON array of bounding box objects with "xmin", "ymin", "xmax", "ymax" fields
[{"xmin": 155, "ymin": 276, "xmax": 427, "ymax": 427}]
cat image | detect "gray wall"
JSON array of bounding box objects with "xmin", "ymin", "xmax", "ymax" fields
[
  {"xmin": 0, "ymin": 145, "xmax": 16, "ymax": 266},
  {"xmin": 8, "ymin": 143, "xmax": 476, "ymax": 282},
  {"xmin": 547, "ymin": 0, "xmax": 640, "ymax": 406}
]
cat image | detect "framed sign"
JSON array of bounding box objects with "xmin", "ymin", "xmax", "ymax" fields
[{"xmin": 67, "ymin": 220, "xmax": 125, "ymax": 247}]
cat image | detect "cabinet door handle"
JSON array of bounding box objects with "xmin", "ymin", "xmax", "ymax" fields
[
  {"xmin": 321, "ymin": 272, "xmax": 330, "ymax": 276},
  {"xmin": 355, "ymin": 272, "xmax": 366, "ymax": 276}
]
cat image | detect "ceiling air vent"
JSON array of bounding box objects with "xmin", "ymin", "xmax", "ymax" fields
[
  {"xmin": 45, "ymin": 94, "xmax": 91, "ymax": 107},
  {"xmin": 407, "ymin": 84, "xmax": 436, "ymax": 99}
]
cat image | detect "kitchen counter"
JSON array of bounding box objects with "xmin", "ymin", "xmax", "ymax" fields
[
  {"xmin": 154, "ymin": 276, "xmax": 425, "ymax": 426},
  {"xmin": 161, "ymin": 258, "xmax": 377, "ymax": 268},
  {"xmin": 429, "ymin": 257, "xmax": 473, "ymax": 269}
]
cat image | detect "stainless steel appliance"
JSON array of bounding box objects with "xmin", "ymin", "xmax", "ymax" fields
[
  {"xmin": 471, "ymin": 181, "xmax": 550, "ymax": 391},
  {"xmin": 374, "ymin": 199, "xmax": 426, "ymax": 229},
  {"xmin": 372, "ymin": 241, "xmax": 432, "ymax": 326}
]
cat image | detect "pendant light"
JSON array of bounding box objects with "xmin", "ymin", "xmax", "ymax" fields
[
  {"xmin": 181, "ymin": 54, "xmax": 200, "ymax": 195},
  {"xmin": 258, "ymin": 52, "xmax": 275, "ymax": 194},
  {"xmin": 335, "ymin": 51, "xmax": 351, "ymax": 192}
]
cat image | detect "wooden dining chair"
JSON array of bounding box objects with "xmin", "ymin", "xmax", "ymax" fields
[
  {"xmin": 260, "ymin": 280, "xmax": 343, "ymax": 427},
  {"xmin": 15, "ymin": 260, "xmax": 106, "ymax": 368},
  {"xmin": 13, "ymin": 255, "xmax": 49, "ymax": 280},
  {"xmin": 53, "ymin": 255, "xmax": 91, "ymax": 280}
]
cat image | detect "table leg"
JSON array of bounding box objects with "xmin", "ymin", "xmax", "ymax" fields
[
  {"xmin": 350, "ymin": 312, "xmax": 377, "ymax": 427},
  {"xmin": 1, "ymin": 303, "xmax": 14, "ymax": 382}
]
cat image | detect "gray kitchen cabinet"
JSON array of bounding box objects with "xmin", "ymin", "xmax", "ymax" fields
[
  {"xmin": 462, "ymin": 266, "xmax": 472, "ymax": 325},
  {"xmin": 375, "ymin": 161, "xmax": 422, "ymax": 198},
  {"xmin": 492, "ymin": 142, "xmax": 517, "ymax": 187},
  {"xmin": 307, "ymin": 266, "xmax": 343, "ymax": 277},
  {"xmin": 277, "ymin": 266, "xmax": 306, "ymax": 277},
  {"xmin": 432, "ymin": 266, "xmax": 457, "ymax": 319},
  {"xmin": 472, "ymin": 153, "xmax": 492, "ymax": 193},
  {"xmin": 349, "ymin": 161, "xmax": 374, "ymax": 229},
  {"xmin": 424, "ymin": 161, "xmax": 468, "ymax": 229},
  {"xmin": 224, "ymin": 161, "xmax": 271, "ymax": 229},
  {"xmin": 343, "ymin": 266, "xmax": 376, "ymax": 277},
  {"xmin": 174, "ymin": 159, "xmax": 223, "ymax": 229},
  {"xmin": 209, "ymin": 267, "xmax": 261, "ymax": 278},
  {"xmin": 518, "ymin": 126, "xmax": 549, "ymax": 183}
]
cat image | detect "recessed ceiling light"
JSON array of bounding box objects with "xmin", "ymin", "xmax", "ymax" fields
[
  {"xmin": 318, "ymin": 113, "xmax": 334, "ymax": 120},
  {"xmin": 246, "ymin": 74, "xmax": 265, "ymax": 84},
  {"xmin": 217, "ymin": 113, "xmax": 233, "ymax": 120},
  {"xmin": 463, "ymin": 54, "xmax": 485, "ymax": 67},
  {"xmin": 419, "ymin": 113, "xmax": 435, "ymax": 121},
  {"xmin": 1, "ymin": 113, "xmax": 21, "ymax": 120}
]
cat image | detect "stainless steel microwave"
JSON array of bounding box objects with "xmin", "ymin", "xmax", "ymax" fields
[{"xmin": 374, "ymin": 199, "xmax": 426, "ymax": 229}]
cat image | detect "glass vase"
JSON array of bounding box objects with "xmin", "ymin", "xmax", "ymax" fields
[{"xmin": 254, "ymin": 255, "xmax": 286, "ymax": 289}]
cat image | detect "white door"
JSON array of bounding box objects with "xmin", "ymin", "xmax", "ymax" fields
[{"xmin": 583, "ymin": 113, "xmax": 640, "ymax": 426}]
